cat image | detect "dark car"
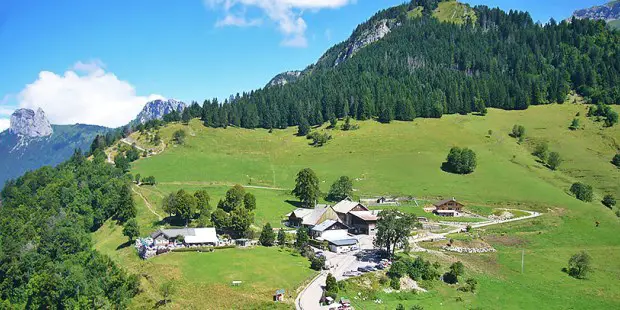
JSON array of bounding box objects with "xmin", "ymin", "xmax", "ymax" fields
[{"xmin": 375, "ymin": 264, "xmax": 385, "ymax": 270}]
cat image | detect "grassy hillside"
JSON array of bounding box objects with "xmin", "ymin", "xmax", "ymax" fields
[
  {"xmin": 610, "ymin": 19, "xmax": 620, "ymax": 29},
  {"xmin": 104, "ymin": 103, "xmax": 620, "ymax": 309},
  {"xmin": 433, "ymin": 0, "xmax": 477, "ymax": 25}
]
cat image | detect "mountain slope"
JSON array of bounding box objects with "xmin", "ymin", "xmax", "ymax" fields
[
  {"xmin": 572, "ymin": 1, "xmax": 620, "ymax": 29},
  {"xmin": 207, "ymin": 1, "xmax": 620, "ymax": 130},
  {"xmin": 0, "ymin": 123, "xmax": 108, "ymax": 185}
]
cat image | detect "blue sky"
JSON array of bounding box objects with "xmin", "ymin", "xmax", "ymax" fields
[{"xmin": 0, "ymin": 0, "xmax": 606, "ymax": 129}]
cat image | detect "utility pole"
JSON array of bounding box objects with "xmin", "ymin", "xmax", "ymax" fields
[{"xmin": 521, "ymin": 249, "xmax": 525, "ymax": 273}]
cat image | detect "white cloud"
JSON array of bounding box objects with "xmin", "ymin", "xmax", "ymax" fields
[
  {"xmin": 0, "ymin": 118, "xmax": 9, "ymax": 132},
  {"xmin": 17, "ymin": 60, "xmax": 162, "ymax": 128},
  {"xmin": 216, "ymin": 14, "xmax": 262, "ymax": 27},
  {"xmin": 205, "ymin": 0, "xmax": 354, "ymax": 47}
]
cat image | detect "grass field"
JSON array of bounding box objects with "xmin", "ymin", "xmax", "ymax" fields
[
  {"xmin": 433, "ymin": 0, "xmax": 477, "ymax": 25},
  {"xmin": 100, "ymin": 103, "xmax": 620, "ymax": 309}
]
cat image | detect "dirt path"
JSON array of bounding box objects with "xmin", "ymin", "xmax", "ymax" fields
[
  {"xmin": 131, "ymin": 186, "xmax": 163, "ymax": 221},
  {"xmin": 158, "ymin": 181, "xmax": 289, "ymax": 191}
]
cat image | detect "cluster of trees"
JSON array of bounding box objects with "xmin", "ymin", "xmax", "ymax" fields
[
  {"xmin": 307, "ymin": 131, "xmax": 332, "ymax": 147},
  {"xmin": 532, "ymin": 142, "xmax": 562, "ymax": 170},
  {"xmin": 134, "ymin": 173, "xmax": 156, "ymax": 185},
  {"xmin": 444, "ymin": 147, "xmax": 477, "ymax": 174},
  {"xmin": 183, "ymin": 5, "xmax": 619, "ymax": 131},
  {"xmin": 570, "ymin": 182, "xmax": 594, "ymax": 202},
  {"xmin": 388, "ymin": 256, "xmax": 441, "ymax": 290},
  {"xmin": 0, "ymin": 150, "xmax": 139, "ymax": 307},
  {"xmin": 163, "ymin": 189, "xmax": 212, "ymax": 226},
  {"xmin": 292, "ymin": 168, "xmax": 356, "ymax": 206},
  {"xmin": 588, "ymin": 104, "xmax": 619, "ymax": 127},
  {"xmin": 161, "ymin": 185, "xmax": 256, "ymax": 238},
  {"xmin": 212, "ymin": 185, "xmax": 256, "ymax": 238},
  {"xmin": 602, "ymin": 195, "xmax": 616, "ymax": 209},
  {"xmin": 374, "ymin": 209, "xmax": 420, "ymax": 257},
  {"xmin": 115, "ymin": 144, "xmax": 143, "ymax": 172}
]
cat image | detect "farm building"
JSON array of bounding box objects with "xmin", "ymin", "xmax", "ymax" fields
[
  {"xmin": 332, "ymin": 198, "xmax": 369, "ymax": 226},
  {"xmin": 150, "ymin": 228, "xmax": 219, "ymax": 246},
  {"xmin": 310, "ymin": 220, "xmax": 350, "ymax": 239},
  {"xmin": 287, "ymin": 204, "xmax": 339, "ymax": 228},
  {"xmin": 348, "ymin": 210, "xmax": 380, "ymax": 235},
  {"xmin": 432, "ymin": 198, "xmax": 464, "ymax": 217},
  {"xmin": 326, "ymin": 238, "xmax": 359, "ymax": 253}
]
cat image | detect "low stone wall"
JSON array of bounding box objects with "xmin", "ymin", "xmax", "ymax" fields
[{"xmin": 441, "ymin": 245, "xmax": 496, "ymax": 254}]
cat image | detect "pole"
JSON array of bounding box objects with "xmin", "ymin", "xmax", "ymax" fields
[{"xmin": 521, "ymin": 249, "xmax": 524, "ymax": 273}]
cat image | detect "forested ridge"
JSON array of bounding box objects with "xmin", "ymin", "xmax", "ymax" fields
[
  {"xmin": 0, "ymin": 151, "xmax": 139, "ymax": 308},
  {"xmin": 197, "ymin": 1, "xmax": 620, "ymax": 129}
]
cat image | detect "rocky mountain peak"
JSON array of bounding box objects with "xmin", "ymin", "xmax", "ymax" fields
[
  {"xmin": 572, "ymin": 1, "xmax": 620, "ymax": 22},
  {"xmin": 9, "ymin": 108, "xmax": 53, "ymax": 138},
  {"xmin": 135, "ymin": 99, "xmax": 186, "ymax": 124}
]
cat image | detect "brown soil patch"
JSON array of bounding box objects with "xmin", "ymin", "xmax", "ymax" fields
[{"xmin": 484, "ymin": 234, "xmax": 527, "ymax": 247}]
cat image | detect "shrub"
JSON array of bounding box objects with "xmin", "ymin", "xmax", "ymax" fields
[
  {"xmin": 602, "ymin": 195, "xmax": 616, "ymax": 209},
  {"xmin": 547, "ymin": 151, "xmax": 562, "ymax": 170},
  {"xmin": 612, "ymin": 154, "xmax": 620, "ymax": 167},
  {"xmin": 173, "ymin": 129, "xmax": 186, "ymax": 145},
  {"xmin": 570, "ymin": 182, "xmax": 593, "ymax": 202},
  {"xmin": 532, "ymin": 142, "xmax": 549, "ymax": 161},
  {"xmin": 569, "ymin": 118, "xmax": 580, "ymax": 130},
  {"xmin": 310, "ymin": 255, "xmax": 326, "ymax": 271},
  {"xmin": 511, "ymin": 124, "xmax": 525, "ymax": 138},
  {"xmin": 390, "ymin": 277, "xmax": 401, "ymax": 290},
  {"xmin": 172, "ymin": 247, "xmax": 215, "ymax": 253},
  {"xmin": 388, "ymin": 260, "xmax": 408, "ymax": 279}
]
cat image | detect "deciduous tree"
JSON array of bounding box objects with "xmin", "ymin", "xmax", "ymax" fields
[
  {"xmin": 327, "ymin": 176, "xmax": 353, "ymax": 201},
  {"xmin": 374, "ymin": 210, "xmax": 418, "ymax": 257},
  {"xmin": 292, "ymin": 168, "xmax": 320, "ymax": 208}
]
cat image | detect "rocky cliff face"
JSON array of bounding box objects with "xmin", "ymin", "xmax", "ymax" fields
[
  {"xmin": 135, "ymin": 99, "xmax": 186, "ymax": 123},
  {"xmin": 9, "ymin": 108, "xmax": 53, "ymax": 138},
  {"xmin": 572, "ymin": 1, "xmax": 620, "ymax": 22},
  {"xmin": 267, "ymin": 71, "xmax": 303, "ymax": 87},
  {"xmin": 333, "ymin": 19, "xmax": 395, "ymax": 67}
]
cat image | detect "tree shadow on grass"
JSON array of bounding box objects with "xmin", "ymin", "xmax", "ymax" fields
[
  {"xmin": 285, "ymin": 200, "xmax": 305, "ymax": 208},
  {"xmin": 116, "ymin": 240, "xmax": 133, "ymax": 250},
  {"xmin": 440, "ymin": 162, "xmax": 455, "ymax": 174},
  {"xmin": 155, "ymin": 216, "xmax": 186, "ymax": 227}
]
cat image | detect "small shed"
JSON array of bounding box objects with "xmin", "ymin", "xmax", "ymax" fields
[{"xmin": 274, "ymin": 289, "xmax": 285, "ymax": 302}]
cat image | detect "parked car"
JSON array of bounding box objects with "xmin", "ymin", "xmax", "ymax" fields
[
  {"xmin": 375, "ymin": 264, "xmax": 385, "ymax": 270},
  {"xmin": 358, "ymin": 266, "xmax": 369, "ymax": 273}
]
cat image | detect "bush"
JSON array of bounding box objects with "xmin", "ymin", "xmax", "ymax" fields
[
  {"xmin": 570, "ymin": 182, "xmax": 593, "ymax": 202},
  {"xmin": 532, "ymin": 142, "xmax": 549, "ymax": 161},
  {"xmin": 173, "ymin": 130, "xmax": 186, "ymax": 145},
  {"xmin": 569, "ymin": 118, "xmax": 580, "ymax": 130},
  {"xmin": 511, "ymin": 124, "xmax": 525, "ymax": 138},
  {"xmin": 307, "ymin": 131, "xmax": 332, "ymax": 147},
  {"xmin": 444, "ymin": 147, "xmax": 477, "ymax": 174},
  {"xmin": 214, "ymin": 245, "xmax": 237, "ymax": 249},
  {"xmin": 390, "ymin": 277, "xmax": 401, "ymax": 290},
  {"xmin": 602, "ymin": 195, "xmax": 616, "ymax": 209},
  {"xmin": 547, "ymin": 151, "xmax": 562, "ymax": 170},
  {"xmin": 612, "ymin": 154, "xmax": 620, "ymax": 167},
  {"xmin": 388, "ymin": 260, "xmax": 408, "ymax": 279},
  {"xmin": 310, "ymin": 255, "xmax": 326, "ymax": 271}
]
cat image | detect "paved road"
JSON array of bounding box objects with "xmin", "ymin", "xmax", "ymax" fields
[{"xmin": 295, "ymin": 210, "xmax": 542, "ymax": 310}]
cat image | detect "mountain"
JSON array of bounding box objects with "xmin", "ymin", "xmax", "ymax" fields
[
  {"xmin": 134, "ymin": 99, "xmax": 186, "ymax": 124},
  {"xmin": 0, "ymin": 108, "xmax": 107, "ymax": 186},
  {"xmin": 203, "ymin": 0, "xmax": 620, "ymax": 130},
  {"xmin": 572, "ymin": 1, "xmax": 620, "ymax": 29}
]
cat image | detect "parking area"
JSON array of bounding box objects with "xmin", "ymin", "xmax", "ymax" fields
[{"xmin": 315, "ymin": 234, "xmax": 390, "ymax": 281}]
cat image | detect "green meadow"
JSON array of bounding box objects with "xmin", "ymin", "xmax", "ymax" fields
[{"xmin": 98, "ymin": 103, "xmax": 620, "ymax": 309}]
